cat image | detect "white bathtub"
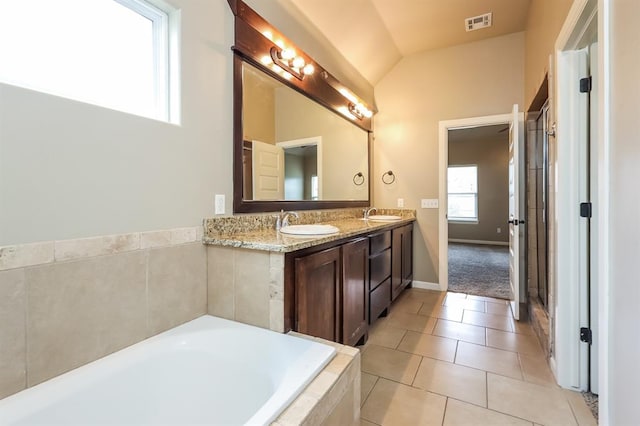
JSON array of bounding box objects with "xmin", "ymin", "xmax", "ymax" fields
[{"xmin": 0, "ymin": 315, "xmax": 336, "ymax": 425}]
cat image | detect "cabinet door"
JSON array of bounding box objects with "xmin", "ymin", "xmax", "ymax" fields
[
  {"xmin": 295, "ymin": 246, "xmax": 341, "ymax": 342},
  {"xmin": 342, "ymin": 238, "xmax": 369, "ymax": 346},
  {"xmin": 392, "ymin": 224, "xmax": 414, "ymax": 301}
]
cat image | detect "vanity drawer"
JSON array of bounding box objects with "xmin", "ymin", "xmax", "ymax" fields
[
  {"xmin": 370, "ymin": 248, "xmax": 391, "ymax": 290},
  {"xmin": 370, "ymin": 278, "xmax": 391, "ymax": 323},
  {"xmin": 369, "ymin": 231, "xmax": 391, "ymax": 254}
]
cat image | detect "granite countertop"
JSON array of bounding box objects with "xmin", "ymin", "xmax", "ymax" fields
[{"xmin": 203, "ymin": 216, "xmax": 415, "ymax": 253}]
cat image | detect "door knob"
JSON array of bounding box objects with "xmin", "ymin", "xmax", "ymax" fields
[{"xmin": 508, "ymin": 219, "xmax": 526, "ymax": 225}]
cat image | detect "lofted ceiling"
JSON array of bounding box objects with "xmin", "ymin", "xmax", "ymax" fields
[{"xmin": 289, "ymin": 0, "xmax": 531, "ymax": 84}]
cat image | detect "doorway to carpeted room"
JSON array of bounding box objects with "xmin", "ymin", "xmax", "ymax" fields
[{"xmin": 447, "ymin": 243, "xmax": 510, "ymax": 300}]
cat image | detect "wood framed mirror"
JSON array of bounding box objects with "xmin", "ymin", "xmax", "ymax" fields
[{"xmin": 228, "ymin": 0, "xmax": 374, "ymax": 213}]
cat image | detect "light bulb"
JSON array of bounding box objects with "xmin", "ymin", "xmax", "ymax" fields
[
  {"xmin": 303, "ymin": 64, "xmax": 315, "ymax": 75},
  {"xmin": 260, "ymin": 55, "xmax": 272, "ymax": 65},
  {"xmin": 281, "ymin": 48, "xmax": 295, "ymax": 60},
  {"xmin": 275, "ymin": 39, "xmax": 285, "ymax": 49},
  {"xmin": 363, "ymin": 109, "xmax": 373, "ymax": 118},
  {"xmin": 292, "ymin": 57, "xmax": 305, "ymax": 69},
  {"xmin": 272, "ymin": 64, "xmax": 283, "ymax": 73},
  {"xmin": 282, "ymin": 72, "xmax": 293, "ymax": 80}
]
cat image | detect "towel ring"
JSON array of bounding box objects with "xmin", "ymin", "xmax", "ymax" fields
[
  {"xmin": 382, "ymin": 170, "xmax": 395, "ymax": 185},
  {"xmin": 353, "ymin": 172, "xmax": 365, "ymax": 186}
]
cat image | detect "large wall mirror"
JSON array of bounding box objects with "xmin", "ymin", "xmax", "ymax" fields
[{"xmin": 229, "ymin": 0, "xmax": 373, "ymax": 213}]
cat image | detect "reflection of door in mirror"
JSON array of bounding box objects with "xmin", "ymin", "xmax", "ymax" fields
[
  {"xmin": 245, "ymin": 140, "xmax": 284, "ymax": 201},
  {"xmin": 241, "ymin": 61, "xmax": 369, "ymax": 203},
  {"xmin": 277, "ymin": 137, "xmax": 322, "ymax": 201}
]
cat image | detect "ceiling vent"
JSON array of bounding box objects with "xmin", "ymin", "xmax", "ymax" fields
[{"xmin": 465, "ymin": 13, "xmax": 492, "ymax": 32}]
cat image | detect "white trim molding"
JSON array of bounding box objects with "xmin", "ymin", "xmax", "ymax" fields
[
  {"xmin": 448, "ymin": 239, "xmax": 509, "ymax": 246},
  {"xmin": 412, "ymin": 280, "xmax": 442, "ymax": 291}
]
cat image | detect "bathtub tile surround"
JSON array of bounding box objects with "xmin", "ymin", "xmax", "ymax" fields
[
  {"xmin": 0, "ymin": 225, "xmax": 206, "ymax": 399},
  {"xmin": 276, "ymin": 333, "xmax": 361, "ymax": 426},
  {"xmin": 0, "ymin": 269, "xmax": 26, "ymax": 399},
  {"xmin": 207, "ymin": 246, "xmax": 285, "ymax": 332}
]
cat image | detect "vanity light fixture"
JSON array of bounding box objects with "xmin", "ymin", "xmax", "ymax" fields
[
  {"xmin": 340, "ymin": 88, "xmax": 373, "ymax": 121},
  {"xmin": 262, "ymin": 31, "xmax": 314, "ymax": 81}
]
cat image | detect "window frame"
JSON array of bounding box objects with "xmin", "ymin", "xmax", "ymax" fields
[{"xmin": 447, "ymin": 164, "xmax": 479, "ymax": 223}]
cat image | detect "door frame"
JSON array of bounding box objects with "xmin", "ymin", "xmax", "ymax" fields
[
  {"xmin": 276, "ymin": 136, "xmax": 323, "ymax": 199},
  {"xmin": 438, "ymin": 112, "xmax": 522, "ymax": 292}
]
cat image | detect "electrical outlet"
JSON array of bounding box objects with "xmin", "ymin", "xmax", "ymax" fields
[
  {"xmin": 215, "ymin": 194, "xmax": 225, "ymax": 215},
  {"xmin": 421, "ymin": 199, "xmax": 439, "ymax": 208},
  {"xmin": 397, "ymin": 198, "xmax": 404, "ymax": 208},
  {"xmin": 497, "ymin": 227, "xmax": 502, "ymax": 234}
]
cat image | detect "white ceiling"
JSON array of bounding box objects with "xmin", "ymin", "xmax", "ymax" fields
[{"xmin": 289, "ymin": 0, "xmax": 531, "ymax": 84}]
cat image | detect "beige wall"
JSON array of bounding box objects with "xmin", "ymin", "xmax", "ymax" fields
[
  {"xmin": 373, "ymin": 32, "xmax": 524, "ymax": 284},
  {"xmin": 448, "ymin": 134, "xmax": 509, "ymax": 243},
  {"xmin": 609, "ymin": 0, "xmax": 640, "ymax": 423},
  {"xmin": 524, "ymin": 0, "xmax": 574, "ymax": 108},
  {"xmin": 243, "ymin": 68, "xmax": 276, "ymax": 144}
]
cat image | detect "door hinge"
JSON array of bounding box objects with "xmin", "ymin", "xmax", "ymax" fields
[
  {"xmin": 580, "ymin": 327, "xmax": 592, "ymax": 344},
  {"xmin": 580, "ymin": 76, "xmax": 592, "ymax": 93},
  {"xmin": 580, "ymin": 202, "xmax": 592, "ymax": 218}
]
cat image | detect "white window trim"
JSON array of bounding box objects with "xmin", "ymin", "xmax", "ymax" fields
[{"xmin": 447, "ymin": 164, "xmax": 479, "ymax": 222}]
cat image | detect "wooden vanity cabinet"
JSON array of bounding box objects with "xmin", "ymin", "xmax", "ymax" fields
[
  {"xmin": 292, "ymin": 238, "xmax": 369, "ymax": 345},
  {"xmin": 392, "ymin": 224, "xmax": 414, "ymax": 300}
]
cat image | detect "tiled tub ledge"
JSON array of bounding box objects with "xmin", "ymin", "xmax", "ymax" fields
[
  {"xmin": 0, "ymin": 226, "xmax": 204, "ymax": 271},
  {"xmin": 203, "ymin": 208, "xmax": 416, "ymax": 253}
]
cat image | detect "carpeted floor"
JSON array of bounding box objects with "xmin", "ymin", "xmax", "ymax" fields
[{"xmin": 448, "ymin": 243, "xmax": 511, "ymax": 300}]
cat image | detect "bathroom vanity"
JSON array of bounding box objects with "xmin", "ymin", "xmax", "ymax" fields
[{"xmin": 203, "ymin": 209, "xmax": 415, "ymax": 346}]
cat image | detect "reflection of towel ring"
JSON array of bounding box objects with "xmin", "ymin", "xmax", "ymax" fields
[
  {"xmin": 353, "ymin": 172, "xmax": 365, "ymax": 186},
  {"xmin": 382, "ymin": 170, "xmax": 395, "ymax": 185}
]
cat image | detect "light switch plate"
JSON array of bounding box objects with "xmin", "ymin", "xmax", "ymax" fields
[
  {"xmin": 397, "ymin": 198, "xmax": 404, "ymax": 208},
  {"xmin": 421, "ymin": 199, "xmax": 439, "ymax": 208},
  {"xmin": 215, "ymin": 194, "xmax": 225, "ymax": 215}
]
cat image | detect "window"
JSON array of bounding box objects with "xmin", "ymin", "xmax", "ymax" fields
[
  {"xmin": 311, "ymin": 175, "xmax": 319, "ymax": 200},
  {"xmin": 448, "ymin": 165, "xmax": 478, "ymax": 221},
  {"xmin": 0, "ymin": 0, "xmax": 175, "ymax": 122}
]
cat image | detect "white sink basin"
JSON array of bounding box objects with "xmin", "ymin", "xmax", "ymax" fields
[
  {"xmin": 279, "ymin": 224, "xmax": 340, "ymax": 236},
  {"xmin": 365, "ymin": 215, "xmax": 402, "ymax": 222}
]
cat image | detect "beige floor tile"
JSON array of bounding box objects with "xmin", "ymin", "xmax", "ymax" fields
[
  {"xmin": 446, "ymin": 292, "xmax": 468, "ymax": 299},
  {"xmin": 366, "ymin": 324, "xmax": 406, "ymax": 349},
  {"xmin": 360, "ymin": 419, "xmax": 378, "ymax": 426},
  {"xmin": 419, "ymin": 304, "xmax": 464, "ymax": 322},
  {"xmin": 361, "ymin": 344, "xmax": 421, "ymax": 385},
  {"xmin": 519, "ymin": 354, "xmax": 557, "ymax": 387},
  {"xmin": 468, "ymin": 294, "xmax": 510, "ymax": 305},
  {"xmin": 486, "ymin": 328, "xmax": 545, "ymax": 357},
  {"xmin": 513, "ymin": 320, "xmax": 536, "ymax": 335},
  {"xmin": 386, "ymin": 311, "xmax": 437, "ymax": 334},
  {"xmin": 361, "ymin": 378, "xmax": 446, "ymax": 426},
  {"xmin": 486, "ymin": 301, "xmax": 513, "ymax": 316},
  {"xmin": 406, "ymin": 288, "xmax": 447, "ymax": 304},
  {"xmin": 463, "ymin": 310, "xmax": 514, "ymax": 332},
  {"xmin": 433, "ymin": 319, "xmax": 486, "ymax": 345},
  {"xmin": 455, "ymin": 341, "xmax": 523, "ymax": 380},
  {"xmin": 563, "ymin": 389, "xmax": 597, "ymax": 426},
  {"xmin": 488, "ymin": 373, "xmax": 577, "ymax": 425},
  {"xmin": 397, "ymin": 331, "xmax": 458, "ymax": 362},
  {"xmin": 463, "ymin": 299, "xmax": 487, "ymax": 312},
  {"xmin": 389, "ymin": 293, "xmax": 423, "ymax": 314},
  {"xmin": 443, "ymin": 398, "xmax": 532, "ymax": 426},
  {"xmin": 361, "ymin": 372, "xmax": 378, "ymax": 406},
  {"xmin": 413, "ymin": 357, "xmax": 487, "ymax": 407}
]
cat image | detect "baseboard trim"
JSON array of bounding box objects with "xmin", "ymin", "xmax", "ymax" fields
[
  {"xmin": 412, "ymin": 280, "xmax": 443, "ymax": 291},
  {"xmin": 448, "ymin": 239, "xmax": 508, "ymax": 246}
]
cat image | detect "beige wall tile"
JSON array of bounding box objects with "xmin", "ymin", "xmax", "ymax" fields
[
  {"xmin": 396, "ymin": 331, "xmax": 457, "ymax": 362},
  {"xmin": 320, "ymin": 381, "xmax": 356, "ymax": 426},
  {"xmin": 26, "ymin": 252, "xmax": 147, "ymax": 386},
  {"xmin": 207, "ymin": 246, "xmax": 235, "ymax": 319},
  {"xmin": 487, "ymin": 373, "xmax": 576, "ymax": 425},
  {"xmin": 0, "ymin": 269, "xmax": 26, "ymax": 398},
  {"xmin": 147, "ymin": 243, "xmax": 207, "ymax": 335},
  {"xmin": 0, "ymin": 242, "xmax": 54, "ymax": 271},
  {"xmin": 443, "ymin": 398, "xmax": 532, "ymax": 426},
  {"xmin": 455, "ymin": 342, "xmax": 523, "ymax": 380},
  {"xmin": 140, "ymin": 230, "xmax": 172, "ymax": 249},
  {"xmin": 234, "ymin": 249, "xmax": 270, "ymax": 328},
  {"xmin": 414, "ymin": 357, "xmax": 487, "ymax": 407},
  {"xmin": 170, "ymin": 227, "xmax": 197, "ymax": 245},
  {"xmin": 361, "ymin": 344, "xmax": 420, "ymax": 385},
  {"xmin": 55, "ymin": 233, "xmax": 140, "ymax": 262},
  {"xmin": 270, "ymin": 299, "xmax": 285, "ymax": 333},
  {"xmin": 361, "ymin": 378, "xmax": 446, "ymax": 425}
]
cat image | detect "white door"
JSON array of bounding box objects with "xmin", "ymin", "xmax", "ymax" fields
[
  {"xmin": 252, "ymin": 140, "xmax": 284, "ymax": 200},
  {"xmin": 508, "ymin": 104, "xmax": 524, "ymax": 320}
]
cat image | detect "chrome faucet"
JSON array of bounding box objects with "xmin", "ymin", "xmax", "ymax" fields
[
  {"xmin": 364, "ymin": 207, "xmax": 378, "ymax": 220},
  {"xmin": 276, "ymin": 210, "xmax": 299, "ymax": 230}
]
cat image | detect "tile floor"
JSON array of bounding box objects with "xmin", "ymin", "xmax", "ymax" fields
[{"xmin": 358, "ymin": 288, "xmax": 597, "ymax": 426}]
